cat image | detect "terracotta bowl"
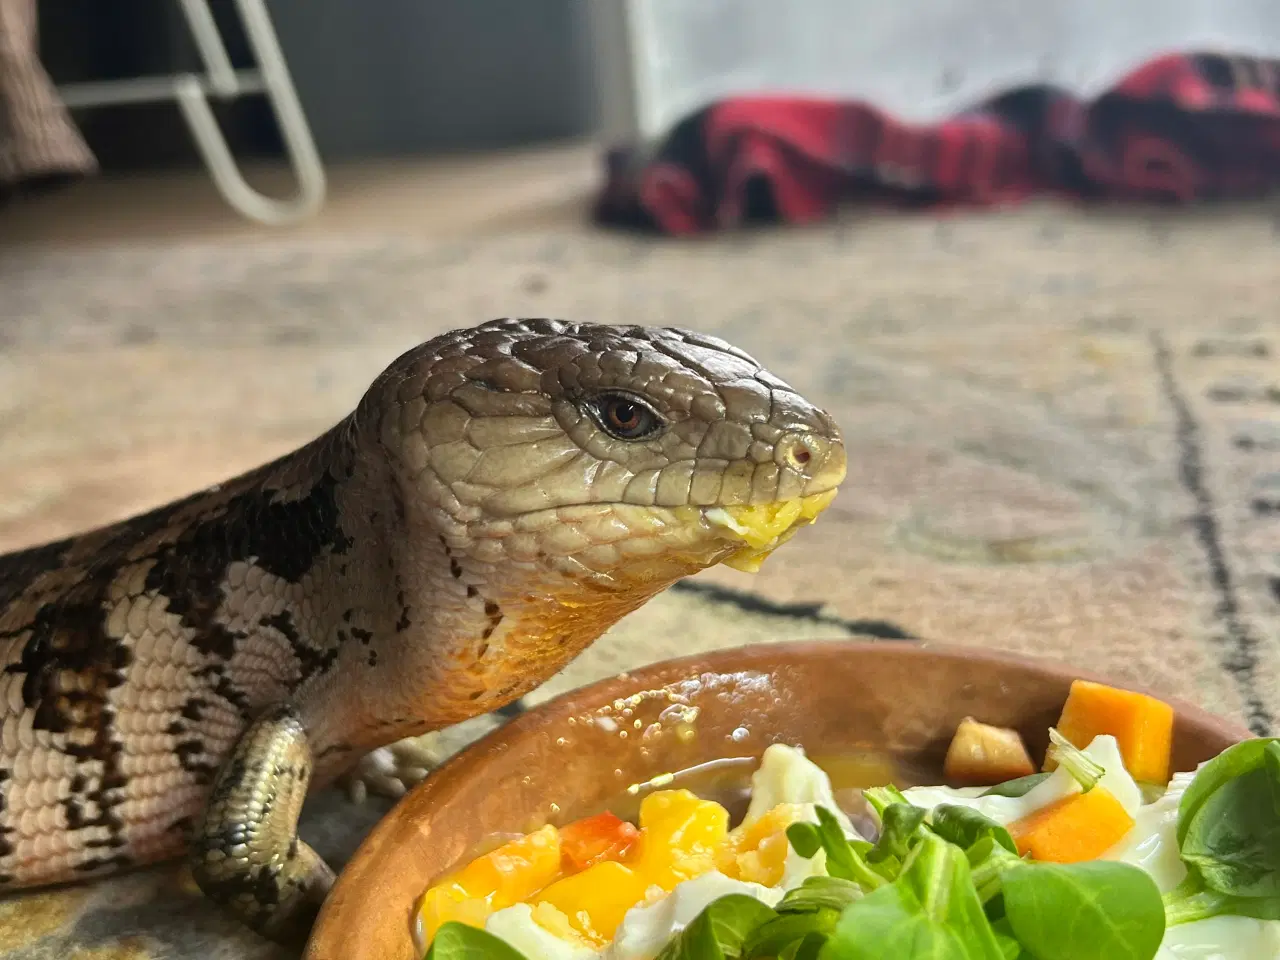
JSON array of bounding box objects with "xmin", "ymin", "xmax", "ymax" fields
[{"xmin": 304, "ymin": 640, "xmax": 1249, "ymax": 960}]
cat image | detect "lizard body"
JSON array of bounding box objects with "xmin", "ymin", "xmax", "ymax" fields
[{"xmin": 0, "ymin": 319, "xmax": 845, "ymax": 943}]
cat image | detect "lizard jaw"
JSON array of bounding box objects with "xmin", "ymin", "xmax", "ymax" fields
[{"xmin": 703, "ymin": 488, "xmax": 840, "ymax": 573}]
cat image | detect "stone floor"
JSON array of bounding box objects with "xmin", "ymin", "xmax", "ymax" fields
[{"xmin": 2, "ymin": 143, "xmax": 1280, "ymax": 957}]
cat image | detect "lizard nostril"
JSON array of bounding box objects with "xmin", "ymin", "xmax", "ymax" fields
[{"xmin": 777, "ymin": 434, "xmax": 824, "ymax": 474}]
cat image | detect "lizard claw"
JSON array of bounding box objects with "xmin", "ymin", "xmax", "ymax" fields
[
  {"xmin": 339, "ymin": 740, "xmax": 434, "ymax": 802},
  {"xmin": 339, "ymin": 710, "xmax": 518, "ymax": 803}
]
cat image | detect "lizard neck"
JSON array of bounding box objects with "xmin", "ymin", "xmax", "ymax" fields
[{"xmin": 296, "ymin": 497, "xmax": 684, "ymax": 780}]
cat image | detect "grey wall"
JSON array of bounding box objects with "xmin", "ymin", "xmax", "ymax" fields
[{"xmin": 268, "ymin": 0, "xmax": 599, "ymax": 158}]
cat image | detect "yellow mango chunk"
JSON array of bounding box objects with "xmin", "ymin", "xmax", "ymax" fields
[
  {"xmin": 452, "ymin": 824, "xmax": 562, "ymax": 907},
  {"xmin": 417, "ymin": 825, "xmax": 562, "ymax": 944},
  {"xmin": 533, "ymin": 860, "xmax": 650, "ymax": 945},
  {"xmin": 718, "ymin": 802, "xmax": 809, "ymax": 887},
  {"xmin": 416, "ymin": 883, "xmax": 493, "ymax": 944},
  {"xmin": 632, "ymin": 789, "xmax": 730, "ymax": 891}
]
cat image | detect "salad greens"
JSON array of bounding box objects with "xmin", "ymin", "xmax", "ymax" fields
[
  {"xmin": 865, "ymin": 803, "xmax": 926, "ymax": 865},
  {"xmin": 1163, "ymin": 737, "xmax": 1280, "ymax": 924},
  {"xmin": 928, "ymin": 805, "xmax": 1017, "ymax": 857},
  {"xmin": 786, "ymin": 807, "xmax": 888, "ymax": 891},
  {"xmin": 979, "ymin": 773, "xmax": 1049, "ymax": 799},
  {"xmin": 421, "ymin": 737, "xmax": 1280, "ymax": 960},
  {"xmin": 1001, "ymin": 861, "xmax": 1165, "ymax": 960},
  {"xmin": 778, "ymin": 802, "xmax": 1160, "ymax": 959},
  {"xmin": 822, "ymin": 832, "xmax": 1006, "ymax": 960},
  {"xmin": 424, "ymin": 921, "xmax": 530, "ymax": 959},
  {"xmin": 776, "ymin": 876, "xmax": 864, "ymax": 914},
  {"xmin": 656, "ymin": 895, "xmax": 776, "ymax": 960},
  {"xmin": 965, "ymin": 836, "xmax": 1025, "ymax": 904},
  {"xmin": 743, "ymin": 878, "xmax": 862, "ymax": 959}
]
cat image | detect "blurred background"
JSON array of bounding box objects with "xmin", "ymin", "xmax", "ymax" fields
[{"xmin": 3, "ymin": 2, "xmax": 1280, "ymax": 955}]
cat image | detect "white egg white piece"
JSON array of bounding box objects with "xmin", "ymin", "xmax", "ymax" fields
[
  {"xmin": 485, "ymin": 903, "xmax": 598, "ymax": 960},
  {"xmin": 742, "ymin": 743, "xmax": 861, "ymax": 837},
  {"xmin": 1155, "ymin": 915, "xmax": 1280, "ymax": 959},
  {"xmin": 1102, "ymin": 769, "xmax": 1198, "ymax": 892}
]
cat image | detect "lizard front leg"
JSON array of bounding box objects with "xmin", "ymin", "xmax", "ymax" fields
[{"xmin": 190, "ymin": 704, "xmax": 335, "ymax": 946}]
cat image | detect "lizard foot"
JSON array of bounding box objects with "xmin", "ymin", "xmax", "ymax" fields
[
  {"xmin": 191, "ymin": 704, "xmax": 335, "ymax": 947},
  {"xmin": 338, "ymin": 738, "xmax": 435, "ymax": 804},
  {"xmin": 338, "ymin": 707, "xmax": 523, "ymax": 803}
]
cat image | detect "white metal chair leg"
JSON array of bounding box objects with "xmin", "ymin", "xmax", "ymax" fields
[
  {"xmin": 57, "ymin": 0, "xmax": 326, "ymax": 226},
  {"xmin": 176, "ymin": 0, "xmax": 325, "ymax": 225}
]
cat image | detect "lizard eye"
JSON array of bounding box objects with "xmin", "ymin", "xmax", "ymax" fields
[{"xmin": 589, "ymin": 392, "xmax": 664, "ymax": 441}]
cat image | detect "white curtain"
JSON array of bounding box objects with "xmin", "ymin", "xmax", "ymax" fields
[{"xmin": 600, "ymin": 0, "xmax": 1280, "ymax": 140}]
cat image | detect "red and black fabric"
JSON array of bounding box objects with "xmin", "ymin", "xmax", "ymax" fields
[{"xmin": 593, "ymin": 52, "xmax": 1280, "ymax": 236}]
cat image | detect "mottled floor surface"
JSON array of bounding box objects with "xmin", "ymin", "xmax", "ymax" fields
[{"xmin": 2, "ymin": 146, "xmax": 1280, "ymax": 957}]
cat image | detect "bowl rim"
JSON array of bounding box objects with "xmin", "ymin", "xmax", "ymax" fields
[{"xmin": 304, "ymin": 639, "xmax": 1252, "ymax": 958}]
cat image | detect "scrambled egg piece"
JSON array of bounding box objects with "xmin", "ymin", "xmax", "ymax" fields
[
  {"xmin": 717, "ymin": 802, "xmax": 809, "ymax": 887},
  {"xmin": 705, "ymin": 490, "xmax": 837, "ymax": 572}
]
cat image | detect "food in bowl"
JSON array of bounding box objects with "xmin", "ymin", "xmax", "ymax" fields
[{"xmin": 412, "ymin": 680, "xmax": 1279, "ymax": 959}]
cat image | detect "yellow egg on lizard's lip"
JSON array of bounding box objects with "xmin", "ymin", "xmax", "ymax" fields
[{"xmin": 704, "ymin": 489, "xmax": 838, "ymax": 573}]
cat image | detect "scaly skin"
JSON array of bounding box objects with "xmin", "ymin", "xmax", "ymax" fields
[{"xmin": 0, "ymin": 318, "xmax": 846, "ymax": 944}]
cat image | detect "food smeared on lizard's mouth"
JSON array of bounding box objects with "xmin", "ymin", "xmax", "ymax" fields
[{"xmin": 703, "ymin": 489, "xmax": 838, "ymax": 573}]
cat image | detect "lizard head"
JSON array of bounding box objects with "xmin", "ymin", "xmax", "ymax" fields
[{"xmin": 360, "ymin": 318, "xmax": 845, "ymax": 713}]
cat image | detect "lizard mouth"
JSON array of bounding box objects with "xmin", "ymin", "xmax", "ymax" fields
[{"xmin": 703, "ymin": 489, "xmax": 838, "ymax": 573}]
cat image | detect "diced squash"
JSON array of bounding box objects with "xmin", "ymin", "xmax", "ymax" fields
[
  {"xmin": 631, "ymin": 789, "xmax": 729, "ymax": 892},
  {"xmin": 559, "ymin": 812, "xmax": 640, "ymax": 872},
  {"xmin": 943, "ymin": 717, "xmax": 1036, "ymax": 785},
  {"xmin": 415, "ymin": 883, "xmax": 493, "ymax": 943},
  {"xmin": 1048, "ymin": 680, "xmax": 1174, "ymax": 785},
  {"xmin": 717, "ymin": 802, "xmax": 808, "ymax": 887},
  {"xmin": 1007, "ymin": 786, "xmax": 1135, "ymax": 863},
  {"xmin": 532, "ymin": 860, "xmax": 650, "ymax": 944},
  {"xmin": 450, "ymin": 824, "xmax": 563, "ymax": 908}
]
